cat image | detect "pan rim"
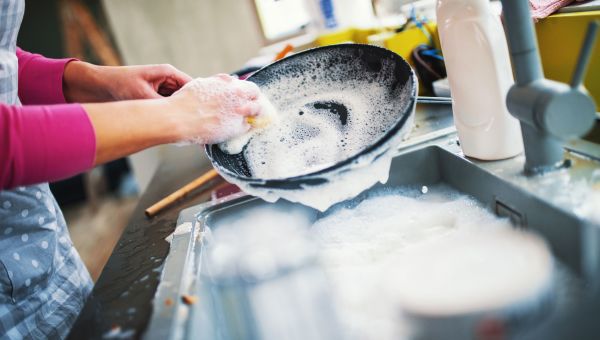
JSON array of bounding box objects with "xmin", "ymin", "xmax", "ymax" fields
[{"xmin": 205, "ymin": 43, "xmax": 418, "ymax": 185}]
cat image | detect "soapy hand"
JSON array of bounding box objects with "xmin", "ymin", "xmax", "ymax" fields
[{"xmin": 168, "ymin": 74, "xmax": 264, "ymax": 145}]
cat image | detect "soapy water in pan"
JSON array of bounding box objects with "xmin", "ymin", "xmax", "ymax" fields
[
  {"xmin": 219, "ymin": 55, "xmax": 413, "ymax": 180},
  {"xmin": 215, "ymin": 47, "xmax": 416, "ymax": 211}
]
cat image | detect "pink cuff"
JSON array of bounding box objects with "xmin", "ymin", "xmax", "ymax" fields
[
  {"xmin": 17, "ymin": 48, "xmax": 77, "ymax": 105},
  {"xmin": 0, "ymin": 103, "xmax": 96, "ymax": 189}
]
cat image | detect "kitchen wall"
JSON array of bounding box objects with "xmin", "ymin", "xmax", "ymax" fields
[{"xmin": 102, "ymin": 0, "xmax": 263, "ymax": 77}]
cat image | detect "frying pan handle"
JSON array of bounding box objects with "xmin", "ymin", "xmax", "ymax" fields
[{"xmin": 417, "ymin": 96, "xmax": 452, "ymax": 104}]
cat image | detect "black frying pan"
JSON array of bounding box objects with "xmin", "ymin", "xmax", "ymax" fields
[{"xmin": 205, "ymin": 44, "xmax": 417, "ymax": 190}]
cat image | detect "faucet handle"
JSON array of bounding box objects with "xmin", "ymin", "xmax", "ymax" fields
[
  {"xmin": 537, "ymin": 21, "xmax": 598, "ymax": 140},
  {"xmin": 571, "ymin": 20, "xmax": 599, "ymax": 89}
]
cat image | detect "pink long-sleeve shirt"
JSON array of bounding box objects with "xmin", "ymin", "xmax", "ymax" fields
[{"xmin": 0, "ymin": 48, "xmax": 96, "ymax": 189}]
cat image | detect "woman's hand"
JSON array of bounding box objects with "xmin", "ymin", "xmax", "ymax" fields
[
  {"xmin": 166, "ymin": 74, "xmax": 262, "ymax": 144},
  {"xmin": 83, "ymin": 74, "xmax": 264, "ymax": 164},
  {"xmin": 63, "ymin": 61, "xmax": 193, "ymax": 103}
]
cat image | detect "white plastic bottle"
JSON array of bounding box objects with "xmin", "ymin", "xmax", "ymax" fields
[{"xmin": 436, "ymin": 0, "xmax": 523, "ymax": 160}]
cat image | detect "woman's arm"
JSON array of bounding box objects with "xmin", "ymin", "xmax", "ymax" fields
[
  {"xmin": 84, "ymin": 74, "xmax": 262, "ymax": 165},
  {"xmin": 1, "ymin": 75, "xmax": 262, "ymax": 189},
  {"xmin": 16, "ymin": 48, "xmax": 76, "ymax": 105},
  {"xmin": 17, "ymin": 47, "xmax": 193, "ymax": 105},
  {"xmin": 63, "ymin": 61, "xmax": 193, "ymax": 103}
]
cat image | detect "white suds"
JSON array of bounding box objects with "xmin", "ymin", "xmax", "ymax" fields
[
  {"xmin": 239, "ymin": 151, "xmax": 396, "ymax": 211},
  {"xmin": 311, "ymin": 185, "xmax": 554, "ymax": 339},
  {"xmin": 219, "ymin": 94, "xmax": 279, "ymax": 154},
  {"xmin": 241, "ymin": 70, "xmax": 411, "ymax": 180},
  {"xmin": 174, "ymin": 76, "xmax": 261, "ymax": 146},
  {"xmin": 199, "ymin": 185, "xmax": 555, "ymax": 340},
  {"xmin": 202, "ymin": 205, "xmax": 316, "ymax": 279}
]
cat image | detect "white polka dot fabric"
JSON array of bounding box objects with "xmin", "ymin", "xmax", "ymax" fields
[
  {"xmin": 0, "ymin": 183, "xmax": 93, "ymax": 338},
  {"xmin": 0, "ymin": 1, "xmax": 93, "ymax": 337}
]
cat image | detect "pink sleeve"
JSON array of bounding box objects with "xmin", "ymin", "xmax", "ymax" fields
[
  {"xmin": 16, "ymin": 48, "xmax": 77, "ymax": 105},
  {"xmin": 0, "ymin": 103, "xmax": 96, "ymax": 189}
]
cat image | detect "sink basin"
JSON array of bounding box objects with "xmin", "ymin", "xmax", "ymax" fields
[{"xmin": 145, "ymin": 139, "xmax": 600, "ymax": 339}]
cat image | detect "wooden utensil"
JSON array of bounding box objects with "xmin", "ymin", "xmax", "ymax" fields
[
  {"xmin": 145, "ymin": 169, "xmax": 220, "ymax": 217},
  {"xmin": 274, "ymin": 44, "xmax": 294, "ymax": 61}
]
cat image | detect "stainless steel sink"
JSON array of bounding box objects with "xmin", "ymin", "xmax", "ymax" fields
[{"xmin": 144, "ymin": 100, "xmax": 600, "ymax": 339}]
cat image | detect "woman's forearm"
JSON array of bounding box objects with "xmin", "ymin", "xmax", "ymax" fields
[
  {"xmin": 83, "ymin": 75, "xmax": 264, "ymax": 166},
  {"xmin": 1, "ymin": 73, "xmax": 263, "ymax": 189},
  {"xmin": 63, "ymin": 61, "xmax": 113, "ymax": 103},
  {"xmin": 63, "ymin": 61, "xmax": 194, "ymax": 103},
  {"xmin": 83, "ymin": 98, "xmax": 182, "ymax": 165}
]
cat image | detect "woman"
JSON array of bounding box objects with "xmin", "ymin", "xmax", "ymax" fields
[{"xmin": 0, "ymin": 1, "xmax": 264, "ymax": 338}]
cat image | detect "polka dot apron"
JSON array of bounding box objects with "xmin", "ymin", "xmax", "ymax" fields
[{"xmin": 0, "ymin": 1, "xmax": 93, "ymax": 338}]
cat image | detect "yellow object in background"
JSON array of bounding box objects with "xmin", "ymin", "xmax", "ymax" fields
[
  {"xmin": 316, "ymin": 23, "xmax": 440, "ymax": 94},
  {"xmin": 353, "ymin": 28, "xmax": 380, "ymax": 44},
  {"xmin": 384, "ymin": 23, "xmax": 440, "ymax": 93},
  {"xmin": 316, "ymin": 28, "xmax": 356, "ymax": 46},
  {"xmin": 315, "ymin": 27, "xmax": 380, "ymax": 46},
  {"xmin": 315, "ymin": 23, "xmax": 440, "ymax": 61},
  {"xmin": 536, "ymin": 11, "xmax": 600, "ymax": 111},
  {"xmin": 384, "ymin": 23, "xmax": 440, "ymax": 64}
]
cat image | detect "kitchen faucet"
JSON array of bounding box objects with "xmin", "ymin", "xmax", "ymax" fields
[{"xmin": 500, "ymin": 0, "xmax": 598, "ymax": 174}]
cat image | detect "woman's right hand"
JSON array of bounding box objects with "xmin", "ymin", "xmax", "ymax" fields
[
  {"xmin": 84, "ymin": 74, "xmax": 267, "ymax": 165},
  {"xmin": 167, "ymin": 74, "xmax": 263, "ymax": 145}
]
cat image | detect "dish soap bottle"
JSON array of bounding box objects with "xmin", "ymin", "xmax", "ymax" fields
[{"xmin": 436, "ymin": 0, "xmax": 523, "ymax": 160}]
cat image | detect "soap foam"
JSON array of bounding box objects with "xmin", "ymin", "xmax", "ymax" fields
[
  {"xmin": 311, "ymin": 185, "xmax": 554, "ymax": 339},
  {"xmin": 242, "ymin": 59, "xmax": 410, "ymax": 180},
  {"xmin": 522, "ymin": 167, "xmax": 600, "ymax": 225},
  {"xmin": 175, "ymin": 76, "xmax": 262, "ymax": 146},
  {"xmin": 203, "ymin": 205, "xmax": 316, "ymax": 279},
  {"xmin": 219, "ymin": 94, "xmax": 279, "ymax": 154},
  {"xmin": 390, "ymin": 228, "xmax": 553, "ymax": 316},
  {"xmin": 240, "ymin": 151, "xmax": 396, "ymax": 212}
]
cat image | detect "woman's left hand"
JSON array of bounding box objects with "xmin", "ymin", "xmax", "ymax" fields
[{"xmin": 63, "ymin": 61, "xmax": 193, "ymax": 103}]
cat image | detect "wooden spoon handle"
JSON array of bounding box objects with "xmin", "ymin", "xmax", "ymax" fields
[{"xmin": 145, "ymin": 169, "xmax": 220, "ymax": 217}]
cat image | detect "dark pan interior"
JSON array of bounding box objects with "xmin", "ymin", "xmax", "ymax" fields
[{"xmin": 206, "ymin": 44, "xmax": 416, "ymax": 184}]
